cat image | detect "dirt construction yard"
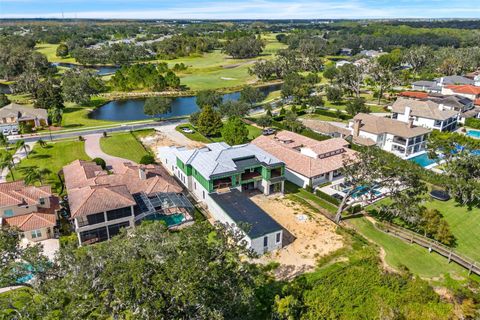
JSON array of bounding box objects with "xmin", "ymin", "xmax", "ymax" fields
[{"xmin": 250, "ymin": 194, "xmax": 344, "ymax": 279}]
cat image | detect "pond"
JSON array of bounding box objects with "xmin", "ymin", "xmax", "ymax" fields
[
  {"xmin": 88, "ymin": 84, "xmax": 281, "ymax": 121},
  {"xmin": 0, "ymin": 83, "xmax": 11, "ymax": 94},
  {"xmin": 52, "ymin": 62, "xmax": 120, "ymax": 75}
]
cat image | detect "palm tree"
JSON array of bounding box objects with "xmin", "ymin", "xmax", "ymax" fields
[
  {"xmin": 0, "ymin": 153, "xmax": 18, "ymax": 181},
  {"xmin": 15, "ymin": 140, "xmax": 30, "ymax": 159},
  {"xmin": 37, "ymin": 139, "xmax": 47, "ymax": 148},
  {"xmin": 23, "ymin": 167, "xmax": 51, "ymax": 185}
]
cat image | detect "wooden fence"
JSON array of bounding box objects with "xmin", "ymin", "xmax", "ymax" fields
[{"xmin": 376, "ymin": 221, "xmax": 480, "ymax": 276}]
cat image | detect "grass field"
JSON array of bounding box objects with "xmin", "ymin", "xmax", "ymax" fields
[
  {"xmin": 100, "ymin": 131, "xmax": 152, "ymax": 163},
  {"xmin": 9, "ymin": 140, "xmax": 90, "ymax": 194},
  {"xmin": 348, "ymin": 216, "xmax": 473, "ymax": 280},
  {"xmin": 35, "ymin": 43, "xmax": 77, "ymax": 64},
  {"xmin": 423, "ymin": 199, "xmax": 480, "ymax": 261}
]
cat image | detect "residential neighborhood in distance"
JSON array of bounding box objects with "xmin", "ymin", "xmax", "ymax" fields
[{"xmin": 1, "ymin": 2, "xmax": 480, "ymax": 318}]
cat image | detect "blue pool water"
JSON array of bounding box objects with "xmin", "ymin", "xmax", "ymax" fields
[
  {"xmin": 145, "ymin": 213, "xmax": 185, "ymax": 227},
  {"xmin": 466, "ymin": 130, "xmax": 480, "ymax": 139},
  {"xmin": 409, "ymin": 153, "xmax": 437, "ymax": 168},
  {"xmin": 16, "ymin": 264, "xmax": 34, "ymax": 284},
  {"xmin": 345, "ymin": 185, "xmax": 381, "ymax": 199}
]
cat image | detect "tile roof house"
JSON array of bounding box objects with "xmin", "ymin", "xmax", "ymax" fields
[
  {"xmin": 252, "ymin": 131, "xmax": 358, "ymax": 188},
  {"xmin": 0, "ymin": 181, "xmax": 59, "ymax": 242},
  {"xmin": 442, "ymin": 85, "xmax": 480, "ymax": 100},
  {"xmin": 412, "ymin": 80, "xmax": 442, "ymax": 93},
  {"xmin": 63, "ymin": 160, "xmax": 190, "ymax": 245},
  {"xmin": 0, "ymin": 103, "xmax": 48, "ymax": 128},
  {"xmin": 391, "ymin": 97, "xmax": 459, "ymax": 131},
  {"xmin": 348, "ymin": 113, "xmax": 431, "ymax": 158},
  {"xmin": 157, "ymin": 142, "xmax": 286, "ymax": 255}
]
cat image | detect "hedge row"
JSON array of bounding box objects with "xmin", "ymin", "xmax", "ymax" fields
[
  {"xmin": 315, "ymin": 189, "xmax": 341, "ymax": 206},
  {"xmin": 465, "ymin": 118, "xmax": 480, "ymax": 129}
]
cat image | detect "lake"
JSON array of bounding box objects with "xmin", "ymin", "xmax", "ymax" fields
[
  {"xmin": 52, "ymin": 62, "xmax": 120, "ymax": 75},
  {"xmin": 88, "ymin": 84, "xmax": 281, "ymax": 121}
]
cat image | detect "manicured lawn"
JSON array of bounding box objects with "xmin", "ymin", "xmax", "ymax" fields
[
  {"xmin": 300, "ymin": 113, "xmax": 348, "ymax": 123},
  {"xmin": 175, "ymin": 124, "xmax": 211, "ymax": 143},
  {"xmin": 284, "ymin": 181, "xmax": 338, "ymax": 214},
  {"xmin": 35, "ymin": 43, "xmax": 78, "ymax": 64},
  {"xmin": 348, "ymin": 216, "xmax": 472, "ymax": 280},
  {"xmin": 367, "ymin": 197, "xmax": 480, "ymax": 262},
  {"xmin": 423, "ymin": 199, "xmax": 480, "ymax": 261},
  {"xmin": 10, "ymin": 140, "xmax": 90, "ymax": 194},
  {"xmin": 100, "ymin": 131, "xmax": 151, "ymax": 163},
  {"xmin": 61, "ymin": 98, "xmax": 122, "ymax": 129}
]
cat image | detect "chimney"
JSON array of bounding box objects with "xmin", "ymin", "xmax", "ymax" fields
[
  {"xmin": 353, "ymin": 119, "xmax": 362, "ymax": 137},
  {"xmin": 138, "ymin": 168, "xmax": 146, "ymax": 180},
  {"xmin": 404, "ymin": 106, "xmax": 411, "ymax": 119},
  {"xmin": 408, "ymin": 118, "xmax": 414, "ymax": 128}
]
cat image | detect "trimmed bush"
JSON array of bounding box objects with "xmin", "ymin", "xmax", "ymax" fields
[
  {"xmin": 315, "ymin": 189, "xmax": 341, "ymax": 206},
  {"xmin": 140, "ymin": 154, "xmax": 156, "ymax": 165},
  {"xmin": 93, "ymin": 157, "xmax": 107, "ymax": 170},
  {"xmin": 465, "ymin": 118, "xmax": 480, "ymax": 129}
]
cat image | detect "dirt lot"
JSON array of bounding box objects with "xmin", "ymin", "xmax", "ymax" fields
[
  {"xmin": 250, "ymin": 194, "xmax": 344, "ymax": 279},
  {"xmin": 140, "ymin": 123, "xmax": 205, "ymax": 152}
]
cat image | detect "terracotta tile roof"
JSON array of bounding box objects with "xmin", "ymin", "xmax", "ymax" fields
[
  {"xmin": 252, "ymin": 132, "xmax": 358, "ymax": 178},
  {"xmin": 68, "ymin": 185, "xmax": 136, "ymax": 218},
  {"xmin": 475, "ymin": 99, "xmax": 480, "ymax": 106},
  {"xmin": 5, "ymin": 212, "xmax": 56, "ymax": 232},
  {"xmin": 392, "ymin": 97, "xmax": 459, "ymax": 121},
  {"xmin": 399, "ymin": 91, "xmax": 429, "ymax": 99},
  {"xmin": 63, "ymin": 161, "xmax": 183, "ymax": 218},
  {"xmin": 353, "ymin": 113, "xmax": 431, "ymax": 138},
  {"xmin": 446, "ymin": 85, "xmax": 480, "ymax": 96},
  {"xmin": 0, "ymin": 181, "xmax": 52, "ymax": 207}
]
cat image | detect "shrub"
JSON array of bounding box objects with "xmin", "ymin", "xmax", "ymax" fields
[
  {"xmin": 140, "ymin": 154, "xmax": 156, "ymax": 165},
  {"xmin": 93, "ymin": 157, "xmax": 107, "ymax": 170},
  {"xmin": 465, "ymin": 118, "xmax": 480, "ymax": 129},
  {"xmin": 315, "ymin": 189, "xmax": 341, "ymax": 206},
  {"xmin": 78, "ymin": 135, "xmax": 84, "ymax": 141},
  {"xmin": 103, "ymin": 131, "xmax": 108, "ymax": 138}
]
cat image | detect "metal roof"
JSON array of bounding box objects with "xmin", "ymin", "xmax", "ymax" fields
[{"xmin": 210, "ymin": 189, "xmax": 282, "ymax": 239}]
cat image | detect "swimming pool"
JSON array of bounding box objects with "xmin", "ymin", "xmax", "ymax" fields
[
  {"xmin": 466, "ymin": 130, "xmax": 480, "ymax": 139},
  {"xmin": 409, "ymin": 153, "xmax": 437, "ymax": 168},
  {"xmin": 144, "ymin": 213, "xmax": 185, "ymax": 227},
  {"xmin": 16, "ymin": 264, "xmax": 34, "ymax": 284},
  {"xmin": 344, "ymin": 185, "xmax": 381, "ymax": 199}
]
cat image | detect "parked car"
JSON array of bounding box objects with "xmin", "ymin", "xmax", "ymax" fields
[
  {"xmin": 10, "ymin": 128, "xmax": 18, "ymax": 135},
  {"xmin": 262, "ymin": 128, "xmax": 276, "ymax": 136},
  {"xmin": 2, "ymin": 128, "xmax": 10, "ymax": 136},
  {"xmin": 181, "ymin": 127, "xmax": 194, "ymax": 134}
]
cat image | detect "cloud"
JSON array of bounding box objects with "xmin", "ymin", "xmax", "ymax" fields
[{"xmin": 0, "ymin": 0, "xmax": 479, "ymax": 19}]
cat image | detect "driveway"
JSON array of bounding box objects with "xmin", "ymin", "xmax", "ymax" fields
[
  {"xmin": 84, "ymin": 133, "xmax": 135, "ymax": 169},
  {"xmin": 0, "ymin": 141, "xmax": 36, "ymax": 183}
]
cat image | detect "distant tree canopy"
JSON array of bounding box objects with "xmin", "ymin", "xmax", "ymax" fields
[
  {"xmin": 111, "ymin": 63, "xmax": 180, "ymax": 91},
  {"xmin": 196, "ymin": 89, "xmax": 223, "ymax": 109},
  {"xmin": 153, "ymin": 35, "xmax": 218, "ymax": 59},
  {"xmin": 0, "ymin": 93, "xmax": 10, "ymax": 108},
  {"xmin": 56, "ymin": 44, "xmax": 69, "ymax": 57},
  {"xmin": 62, "ymin": 69, "xmax": 105, "ymax": 105},
  {"xmin": 223, "ymin": 36, "xmax": 265, "ymax": 59},
  {"xmin": 239, "ymin": 86, "xmax": 265, "ymax": 108}
]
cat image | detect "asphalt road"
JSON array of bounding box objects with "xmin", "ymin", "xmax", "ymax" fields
[{"xmin": 7, "ymin": 118, "xmax": 187, "ymax": 144}]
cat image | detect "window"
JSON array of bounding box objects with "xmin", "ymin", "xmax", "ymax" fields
[
  {"xmin": 4, "ymin": 209, "xmax": 14, "ymax": 217},
  {"xmin": 202, "ymin": 191, "xmax": 205, "ymax": 199},
  {"xmin": 39, "ymin": 198, "xmax": 45, "ymax": 205},
  {"xmin": 31, "ymin": 229, "xmax": 42, "ymax": 239},
  {"xmin": 106, "ymin": 207, "xmax": 132, "ymax": 221},
  {"xmin": 263, "ymin": 236, "xmax": 268, "ymax": 247},
  {"xmin": 194, "ymin": 182, "xmax": 196, "ymax": 190},
  {"xmin": 276, "ymin": 232, "xmax": 281, "ymax": 243}
]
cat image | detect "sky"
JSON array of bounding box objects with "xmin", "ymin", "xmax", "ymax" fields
[{"xmin": 1, "ymin": 0, "xmax": 480, "ymax": 19}]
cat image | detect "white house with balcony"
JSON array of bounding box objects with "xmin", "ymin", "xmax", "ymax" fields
[
  {"xmin": 348, "ymin": 113, "xmax": 431, "ymax": 158},
  {"xmin": 390, "ymin": 97, "xmax": 459, "ymax": 132}
]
